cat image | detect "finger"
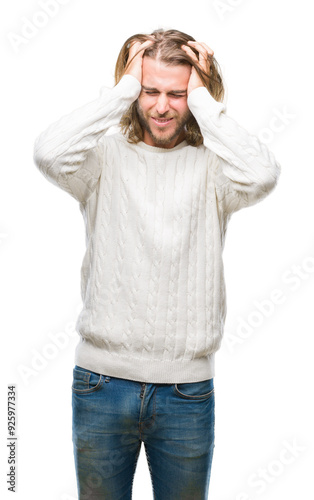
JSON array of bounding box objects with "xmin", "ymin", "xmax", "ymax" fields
[
  {"xmin": 187, "ymin": 40, "xmax": 214, "ymax": 57},
  {"xmin": 125, "ymin": 40, "xmax": 155, "ymax": 73},
  {"xmin": 128, "ymin": 39, "xmax": 154, "ymax": 57},
  {"xmin": 182, "ymin": 44, "xmax": 209, "ymax": 73},
  {"xmin": 202, "ymin": 42, "xmax": 214, "ymax": 56},
  {"xmin": 140, "ymin": 38, "xmax": 155, "ymax": 48},
  {"xmin": 181, "ymin": 44, "xmax": 199, "ymax": 63},
  {"xmin": 185, "ymin": 43, "xmax": 207, "ymax": 68},
  {"xmin": 187, "ymin": 40, "xmax": 214, "ymax": 54},
  {"xmin": 186, "ymin": 41, "xmax": 214, "ymax": 74}
]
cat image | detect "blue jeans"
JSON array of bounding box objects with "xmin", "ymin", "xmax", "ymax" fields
[{"xmin": 72, "ymin": 365, "xmax": 215, "ymax": 500}]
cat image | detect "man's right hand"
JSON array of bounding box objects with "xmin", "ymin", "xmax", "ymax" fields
[{"xmin": 123, "ymin": 39, "xmax": 155, "ymax": 84}]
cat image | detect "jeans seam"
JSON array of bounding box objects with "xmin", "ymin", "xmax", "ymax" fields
[
  {"xmin": 174, "ymin": 384, "xmax": 215, "ymax": 400},
  {"xmin": 72, "ymin": 374, "xmax": 104, "ymax": 394},
  {"xmin": 144, "ymin": 386, "xmax": 157, "ymax": 430}
]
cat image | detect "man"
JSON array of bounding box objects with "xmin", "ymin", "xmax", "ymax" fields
[{"xmin": 33, "ymin": 29, "xmax": 280, "ymax": 500}]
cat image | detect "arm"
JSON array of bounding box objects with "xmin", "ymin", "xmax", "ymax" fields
[
  {"xmin": 187, "ymin": 86, "xmax": 281, "ymax": 213},
  {"xmin": 33, "ymin": 39, "xmax": 154, "ymax": 204},
  {"xmin": 33, "ymin": 75, "xmax": 141, "ymax": 203},
  {"xmin": 183, "ymin": 41, "xmax": 281, "ymax": 214}
]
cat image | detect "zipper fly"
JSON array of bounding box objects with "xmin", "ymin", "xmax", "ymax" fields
[{"xmin": 140, "ymin": 383, "xmax": 146, "ymax": 399}]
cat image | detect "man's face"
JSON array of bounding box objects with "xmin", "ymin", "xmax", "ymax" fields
[{"xmin": 137, "ymin": 57, "xmax": 192, "ymax": 149}]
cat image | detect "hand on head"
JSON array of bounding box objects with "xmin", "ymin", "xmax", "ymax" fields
[
  {"xmin": 123, "ymin": 39, "xmax": 155, "ymax": 83},
  {"xmin": 181, "ymin": 41, "xmax": 214, "ymax": 95},
  {"xmin": 123, "ymin": 37, "xmax": 214, "ymax": 95}
]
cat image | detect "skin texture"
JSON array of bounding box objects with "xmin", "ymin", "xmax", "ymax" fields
[
  {"xmin": 124, "ymin": 39, "xmax": 214, "ymax": 149},
  {"xmin": 137, "ymin": 58, "xmax": 192, "ymax": 149}
]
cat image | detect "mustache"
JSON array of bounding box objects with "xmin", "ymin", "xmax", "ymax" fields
[{"xmin": 151, "ymin": 112, "xmax": 175, "ymax": 119}]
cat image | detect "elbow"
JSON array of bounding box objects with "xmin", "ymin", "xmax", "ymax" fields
[
  {"xmin": 33, "ymin": 148, "xmax": 43, "ymax": 171},
  {"xmin": 264, "ymin": 159, "xmax": 281, "ymax": 192},
  {"xmin": 33, "ymin": 135, "xmax": 45, "ymax": 171},
  {"xmin": 33, "ymin": 136, "xmax": 53, "ymax": 176},
  {"xmin": 253, "ymin": 160, "xmax": 281, "ymax": 201}
]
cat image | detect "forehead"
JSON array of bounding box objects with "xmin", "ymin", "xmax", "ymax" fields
[{"xmin": 142, "ymin": 57, "xmax": 191, "ymax": 91}]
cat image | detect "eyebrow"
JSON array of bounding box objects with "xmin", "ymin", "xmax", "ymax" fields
[{"xmin": 142, "ymin": 86, "xmax": 187, "ymax": 94}]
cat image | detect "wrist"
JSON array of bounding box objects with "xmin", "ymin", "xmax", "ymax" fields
[
  {"xmin": 123, "ymin": 59, "xmax": 143, "ymax": 85},
  {"xmin": 114, "ymin": 74, "xmax": 142, "ymax": 100},
  {"xmin": 124, "ymin": 68, "xmax": 141, "ymax": 84},
  {"xmin": 188, "ymin": 82, "xmax": 205, "ymax": 96}
]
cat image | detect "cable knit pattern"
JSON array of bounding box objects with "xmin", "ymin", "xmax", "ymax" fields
[{"xmin": 33, "ymin": 74, "xmax": 281, "ymax": 383}]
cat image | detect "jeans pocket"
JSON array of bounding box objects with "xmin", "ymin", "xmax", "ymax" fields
[
  {"xmin": 174, "ymin": 378, "xmax": 214, "ymax": 400},
  {"xmin": 72, "ymin": 365, "xmax": 104, "ymax": 394}
]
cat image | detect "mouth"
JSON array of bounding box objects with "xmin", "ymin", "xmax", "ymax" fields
[{"xmin": 151, "ymin": 117, "xmax": 174, "ymax": 127}]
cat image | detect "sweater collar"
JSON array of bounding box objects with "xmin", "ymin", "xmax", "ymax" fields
[{"xmin": 136, "ymin": 139, "xmax": 189, "ymax": 154}]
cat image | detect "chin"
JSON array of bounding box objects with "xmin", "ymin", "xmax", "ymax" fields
[
  {"xmin": 151, "ymin": 135, "xmax": 175, "ymax": 147},
  {"xmin": 150, "ymin": 128, "xmax": 180, "ymax": 145}
]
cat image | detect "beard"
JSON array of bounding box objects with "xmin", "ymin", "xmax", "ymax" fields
[{"xmin": 136, "ymin": 101, "xmax": 192, "ymax": 147}]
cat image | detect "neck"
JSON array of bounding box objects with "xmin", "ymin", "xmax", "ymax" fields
[{"xmin": 143, "ymin": 129, "xmax": 187, "ymax": 149}]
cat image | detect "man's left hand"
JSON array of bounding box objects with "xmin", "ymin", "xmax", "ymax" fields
[{"xmin": 181, "ymin": 41, "xmax": 214, "ymax": 95}]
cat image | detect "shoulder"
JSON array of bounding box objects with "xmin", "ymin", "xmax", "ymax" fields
[
  {"xmin": 100, "ymin": 130, "xmax": 131, "ymax": 148},
  {"xmin": 100, "ymin": 130, "xmax": 133, "ymax": 150}
]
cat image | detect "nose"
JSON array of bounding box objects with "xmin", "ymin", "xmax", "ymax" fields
[{"xmin": 156, "ymin": 93, "xmax": 170, "ymax": 115}]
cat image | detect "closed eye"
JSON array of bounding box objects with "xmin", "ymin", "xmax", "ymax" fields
[{"xmin": 143, "ymin": 88, "xmax": 187, "ymax": 98}]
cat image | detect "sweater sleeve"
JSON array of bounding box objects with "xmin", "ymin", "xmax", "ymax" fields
[
  {"xmin": 33, "ymin": 74, "xmax": 141, "ymax": 203},
  {"xmin": 187, "ymin": 86, "xmax": 281, "ymax": 214}
]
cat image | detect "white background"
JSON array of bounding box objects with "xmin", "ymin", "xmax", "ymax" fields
[{"xmin": 1, "ymin": 0, "xmax": 313, "ymax": 499}]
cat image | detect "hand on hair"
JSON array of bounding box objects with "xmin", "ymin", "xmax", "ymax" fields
[
  {"xmin": 181, "ymin": 41, "xmax": 214, "ymax": 95},
  {"xmin": 124, "ymin": 39, "xmax": 155, "ymax": 84}
]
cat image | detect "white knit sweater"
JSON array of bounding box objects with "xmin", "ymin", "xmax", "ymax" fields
[{"xmin": 33, "ymin": 74, "xmax": 281, "ymax": 383}]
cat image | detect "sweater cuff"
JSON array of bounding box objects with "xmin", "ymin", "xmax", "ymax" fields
[
  {"xmin": 117, "ymin": 74, "xmax": 142, "ymax": 94},
  {"xmin": 99, "ymin": 74, "xmax": 142, "ymax": 101},
  {"xmin": 187, "ymin": 86, "xmax": 226, "ymax": 116}
]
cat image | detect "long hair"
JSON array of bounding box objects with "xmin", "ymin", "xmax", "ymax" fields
[{"xmin": 114, "ymin": 29, "xmax": 225, "ymax": 147}]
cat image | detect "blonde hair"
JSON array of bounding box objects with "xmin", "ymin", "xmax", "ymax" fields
[{"xmin": 115, "ymin": 29, "xmax": 225, "ymax": 147}]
